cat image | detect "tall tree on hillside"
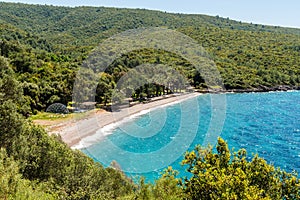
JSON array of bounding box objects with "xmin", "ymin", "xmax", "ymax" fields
[{"xmin": 0, "ymin": 56, "xmax": 25, "ymax": 147}]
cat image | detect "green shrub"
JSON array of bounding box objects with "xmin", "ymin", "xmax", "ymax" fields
[
  {"xmin": 180, "ymin": 138, "xmax": 300, "ymax": 200},
  {"xmin": 46, "ymin": 103, "xmax": 69, "ymax": 114}
]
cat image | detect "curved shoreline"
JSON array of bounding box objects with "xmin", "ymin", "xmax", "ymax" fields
[
  {"xmin": 56, "ymin": 92, "xmax": 202, "ymax": 148},
  {"xmin": 48, "ymin": 89, "xmax": 299, "ymax": 148}
]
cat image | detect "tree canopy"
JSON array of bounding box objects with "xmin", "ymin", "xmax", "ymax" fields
[{"xmin": 0, "ymin": 2, "xmax": 300, "ymax": 112}]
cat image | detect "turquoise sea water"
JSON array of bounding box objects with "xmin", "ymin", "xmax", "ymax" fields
[{"xmin": 82, "ymin": 91, "xmax": 300, "ymax": 182}]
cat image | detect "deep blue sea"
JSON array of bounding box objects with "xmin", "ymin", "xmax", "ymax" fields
[{"xmin": 82, "ymin": 91, "xmax": 300, "ymax": 182}]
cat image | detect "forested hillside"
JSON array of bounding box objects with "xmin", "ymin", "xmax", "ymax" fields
[{"xmin": 1, "ymin": 2, "xmax": 300, "ymax": 113}]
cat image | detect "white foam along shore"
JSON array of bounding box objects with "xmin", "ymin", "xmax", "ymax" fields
[{"xmin": 64, "ymin": 92, "xmax": 202, "ymax": 149}]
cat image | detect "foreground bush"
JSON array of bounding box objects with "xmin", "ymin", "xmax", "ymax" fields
[
  {"xmin": 0, "ymin": 57, "xmax": 135, "ymax": 199},
  {"xmin": 135, "ymin": 138, "xmax": 299, "ymax": 200},
  {"xmin": 180, "ymin": 138, "xmax": 300, "ymax": 200}
]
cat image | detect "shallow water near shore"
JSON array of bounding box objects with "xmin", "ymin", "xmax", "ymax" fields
[{"xmin": 82, "ymin": 91, "xmax": 300, "ymax": 182}]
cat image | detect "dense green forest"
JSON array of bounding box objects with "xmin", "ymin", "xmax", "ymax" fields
[
  {"xmin": 0, "ymin": 2, "xmax": 299, "ymax": 199},
  {"xmin": 1, "ymin": 2, "xmax": 300, "ymax": 112}
]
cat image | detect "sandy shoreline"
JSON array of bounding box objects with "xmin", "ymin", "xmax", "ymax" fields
[{"xmin": 50, "ymin": 92, "xmax": 201, "ymax": 148}]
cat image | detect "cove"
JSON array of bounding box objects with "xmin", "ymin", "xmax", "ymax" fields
[{"xmin": 82, "ymin": 91, "xmax": 300, "ymax": 182}]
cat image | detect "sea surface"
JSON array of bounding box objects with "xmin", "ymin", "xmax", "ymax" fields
[{"xmin": 82, "ymin": 91, "xmax": 300, "ymax": 182}]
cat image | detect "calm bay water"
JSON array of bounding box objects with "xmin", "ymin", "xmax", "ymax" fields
[{"xmin": 82, "ymin": 91, "xmax": 300, "ymax": 182}]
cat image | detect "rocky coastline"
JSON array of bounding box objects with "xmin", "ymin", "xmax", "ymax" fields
[{"xmin": 196, "ymin": 85, "xmax": 300, "ymax": 94}]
